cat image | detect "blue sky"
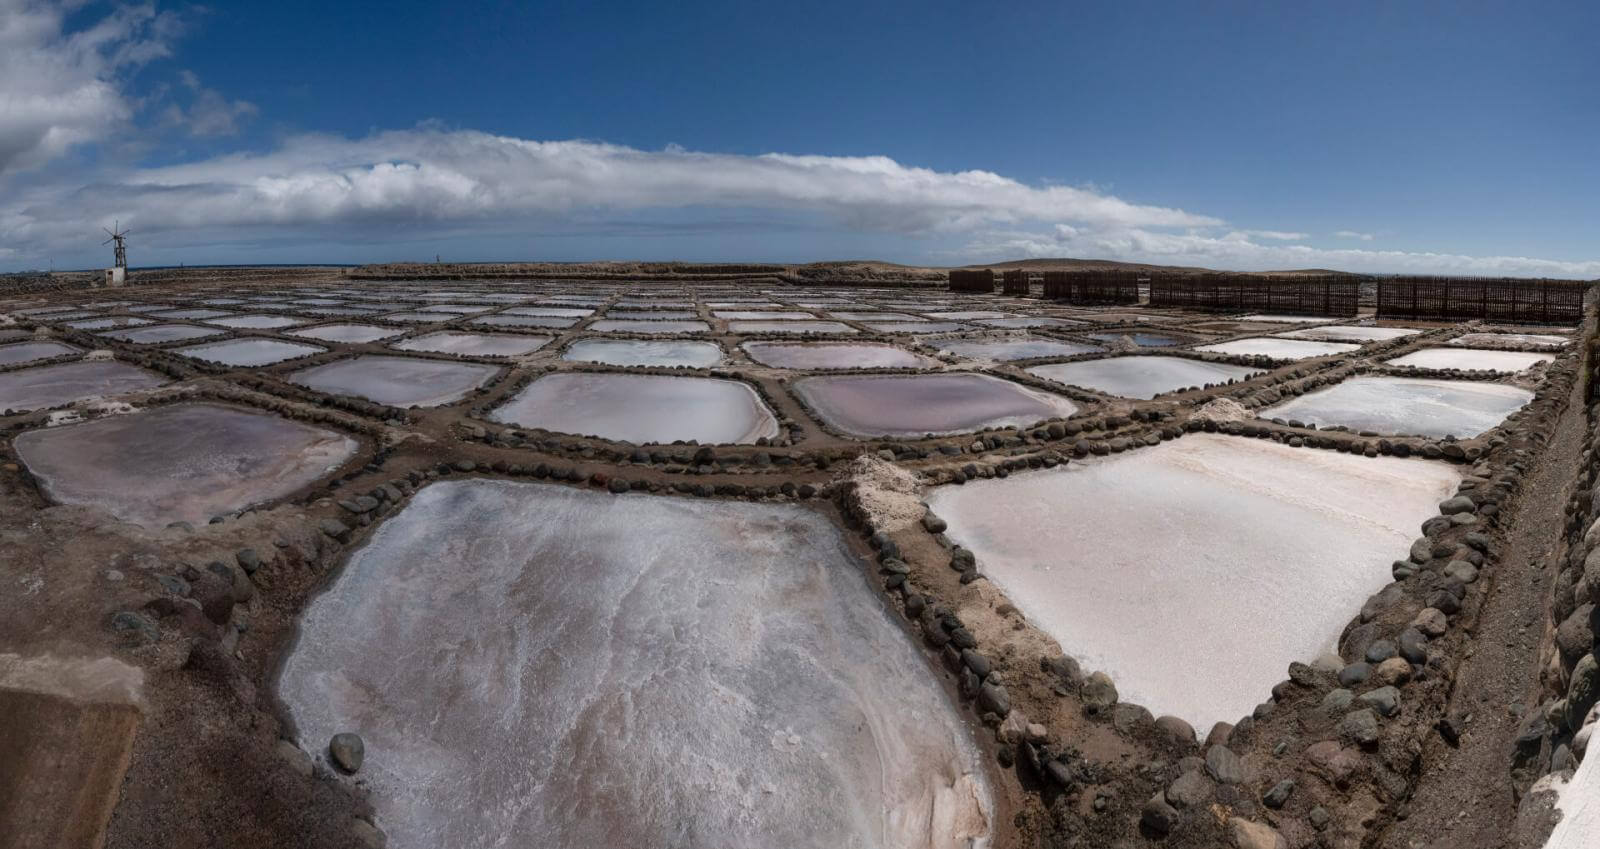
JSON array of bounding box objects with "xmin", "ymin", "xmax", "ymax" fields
[{"xmin": 1, "ymin": 0, "xmax": 1596, "ymax": 274}]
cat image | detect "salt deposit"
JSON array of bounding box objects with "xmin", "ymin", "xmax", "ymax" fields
[
  {"xmin": 794, "ymin": 373, "xmax": 1077, "ymax": 437},
  {"xmin": 1194, "ymin": 337, "xmax": 1360, "ymax": 360},
  {"xmin": 936, "ymin": 338, "xmax": 1100, "ymax": 362},
  {"xmin": 562, "ymin": 339, "xmax": 724, "ymax": 367},
  {"xmin": 1386, "ymin": 348, "xmax": 1555, "ymax": 372},
  {"xmin": 928, "ymin": 433, "xmax": 1460, "ymax": 731},
  {"xmin": 0, "ymin": 361, "xmax": 167, "ymax": 412},
  {"xmin": 742, "ymin": 341, "xmax": 934, "ymax": 369},
  {"xmin": 174, "ymin": 339, "xmax": 326, "ymax": 366},
  {"xmin": 290, "ymin": 356, "xmax": 498, "ymax": 407},
  {"xmin": 1261, "ymin": 376, "xmax": 1532, "ymax": 438},
  {"xmin": 390, "ymin": 331, "xmax": 551, "ymax": 357},
  {"xmin": 490, "ymin": 373, "xmax": 779, "ymax": 444},
  {"xmin": 1026, "ymin": 356, "xmax": 1262, "ymax": 400},
  {"xmin": 1545, "ymin": 746, "xmax": 1600, "ymax": 849},
  {"xmin": 278, "ymin": 481, "xmax": 993, "ymax": 849},
  {"xmin": 15, "ymin": 403, "xmax": 357, "ymax": 528},
  {"xmin": 1275, "ymin": 326, "xmax": 1420, "ymax": 343}
]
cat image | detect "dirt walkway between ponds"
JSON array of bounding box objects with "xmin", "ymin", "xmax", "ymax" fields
[{"xmin": 1380, "ymin": 352, "xmax": 1588, "ymax": 849}]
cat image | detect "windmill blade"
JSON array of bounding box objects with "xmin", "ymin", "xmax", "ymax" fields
[
  {"xmin": 103, "ymin": 236, "xmax": 115, "ymax": 245},
  {"xmin": 103, "ymin": 227, "xmax": 115, "ymax": 237}
]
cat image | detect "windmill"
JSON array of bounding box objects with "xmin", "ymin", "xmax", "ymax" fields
[{"xmin": 102, "ymin": 221, "xmax": 131, "ymax": 269}]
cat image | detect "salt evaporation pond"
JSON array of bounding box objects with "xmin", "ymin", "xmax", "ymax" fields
[
  {"xmin": 1259, "ymin": 376, "xmax": 1532, "ymax": 438},
  {"xmin": 100, "ymin": 323, "xmax": 224, "ymax": 344},
  {"xmin": 1386, "ymin": 347, "xmax": 1555, "ymax": 372},
  {"xmin": 0, "ymin": 361, "xmax": 167, "ymax": 412},
  {"xmin": 1083, "ymin": 331, "xmax": 1186, "ymax": 348},
  {"xmin": 562, "ymin": 339, "xmax": 723, "ymax": 368},
  {"xmin": 503, "ymin": 307, "xmax": 593, "ymax": 318},
  {"xmin": 1450, "ymin": 332, "xmax": 1569, "ymax": 350},
  {"xmin": 1194, "ymin": 337, "xmax": 1360, "ymax": 360},
  {"xmin": 491, "ymin": 374, "xmax": 779, "ymax": 444},
  {"xmin": 1238, "ymin": 314, "xmax": 1335, "ymax": 323},
  {"xmin": 937, "ymin": 338, "xmax": 1100, "ymax": 362},
  {"xmin": 589, "ymin": 319, "xmax": 711, "ymax": 334},
  {"xmin": 391, "ymin": 331, "xmax": 551, "ymax": 357},
  {"xmin": 976, "ymin": 317, "xmax": 1082, "ymax": 329},
  {"xmin": 1027, "ymin": 356, "xmax": 1262, "ymax": 400},
  {"xmin": 928, "ymin": 433, "xmax": 1460, "ymax": 732},
  {"xmin": 278, "ymin": 481, "xmax": 993, "ymax": 849},
  {"xmin": 793, "ymin": 373, "xmax": 1077, "ymax": 438},
  {"xmin": 290, "ymin": 356, "xmax": 498, "ymax": 407},
  {"xmin": 207, "ymin": 314, "xmax": 305, "ymax": 329},
  {"xmin": 0, "ymin": 341, "xmax": 78, "ymax": 366},
  {"xmin": 14, "ymin": 403, "xmax": 357, "ymax": 528},
  {"xmin": 742, "ymin": 342, "xmax": 934, "ymax": 369},
  {"xmin": 174, "ymin": 338, "xmax": 327, "ymax": 366},
  {"xmin": 729, "ymin": 320, "xmax": 857, "ymax": 334},
  {"xmin": 289, "ymin": 324, "xmax": 404, "ymax": 344},
  {"xmin": 470, "ymin": 315, "xmax": 578, "ymax": 329},
  {"xmin": 866, "ymin": 322, "xmax": 969, "ymax": 334},
  {"xmin": 1276, "ymin": 326, "xmax": 1420, "ymax": 343}
]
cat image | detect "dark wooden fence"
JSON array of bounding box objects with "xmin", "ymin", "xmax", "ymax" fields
[
  {"xmin": 1001, "ymin": 269, "xmax": 1030, "ymax": 295},
  {"xmin": 1147, "ymin": 274, "xmax": 1359, "ymax": 316},
  {"xmin": 948, "ymin": 269, "xmax": 995, "ymax": 292},
  {"xmin": 1040, "ymin": 271, "xmax": 1142, "ymax": 305},
  {"xmin": 1376, "ymin": 277, "xmax": 1590, "ymax": 325}
]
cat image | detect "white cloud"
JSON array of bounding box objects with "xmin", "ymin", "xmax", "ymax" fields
[
  {"xmin": 0, "ymin": 128, "xmax": 1221, "ymax": 252},
  {"xmin": 1242, "ymin": 230, "xmax": 1307, "ymax": 241},
  {"xmin": 162, "ymin": 70, "xmax": 258, "ymax": 137},
  {"xmin": 0, "ymin": 0, "xmax": 182, "ymax": 176},
  {"xmin": 1335, "ymin": 230, "xmax": 1375, "ymax": 241}
]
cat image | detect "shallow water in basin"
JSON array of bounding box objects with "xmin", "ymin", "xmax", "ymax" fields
[
  {"xmin": 864, "ymin": 322, "xmax": 968, "ymax": 334},
  {"xmin": 0, "ymin": 361, "xmax": 168, "ymax": 411},
  {"xmin": 561, "ymin": 339, "xmax": 723, "ymax": 368},
  {"xmin": 290, "ymin": 356, "xmax": 498, "ymax": 407},
  {"xmin": 490, "ymin": 373, "xmax": 779, "ymax": 444},
  {"xmin": 99, "ymin": 324, "xmax": 224, "ymax": 344},
  {"xmin": 0, "ymin": 341, "xmax": 79, "ymax": 366},
  {"xmin": 1385, "ymin": 347, "xmax": 1555, "ymax": 372},
  {"xmin": 589, "ymin": 319, "xmax": 711, "ymax": 334},
  {"xmin": 1082, "ymin": 331, "xmax": 1187, "ymax": 347},
  {"xmin": 150, "ymin": 308, "xmax": 234, "ymax": 320},
  {"xmin": 391, "ymin": 332, "xmax": 551, "ymax": 357},
  {"xmin": 976, "ymin": 317, "xmax": 1083, "ymax": 329},
  {"xmin": 1194, "ymin": 337, "xmax": 1360, "ymax": 360},
  {"xmin": 1027, "ymin": 356, "xmax": 1262, "ymax": 400},
  {"xmin": 470, "ymin": 315, "xmax": 579, "ymax": 329},
  {"xmin": 1449, "ymin": 332, "xmax": 1568, "ymax": 350},
  {"xmin": 1238, "ymin": 314, "xmax": 1337, "ymax": 323},
  {"xmin": 206, "ymin": 314, "xmax": 305, "ymax": 329},
  {"xmin": 742, "ymin": 341, "xmax": 934, "ymax": 369},
  {"xmin": 937, "ymin": 338, "xmax": 1100, "ymax": 362},
  {"xmin": 928, "ymin": 433, "xmax": 1460, "ymax": 732},
  {"xmin": 1276, "ymin": 326, "xmax": 1419, "ymax": 343},
  {"xmin": 14, "ymin": 403, "xmax": 357, "ymax": 528},
  {"xmin": 289, "ymin": 324, "xmax": 404, "ymax": 344},
  {"xmin": 1259, "ymin": 376, "xmax": 1533, "ymax": 438},
  {"xmin": 277, "ymin": 480, "xmax": 993, "ymax": 849},
  {"xmin": 729, "ymin": 320, "xmax": 856, "ymax": 334},
  {"xmin": 502, "ymin": 307, "xmax": 594, "ymax": 318},
  {"xmin": 793, "ymin": 373, "xmax": 1077, "ymax": 437},
  {"xmin": 175, "ymin": 339, "xmax": 327, "ymax": 366},
  {"xmin": 64, "ymin": 316, "xmax": 153, "ymax": 330}
]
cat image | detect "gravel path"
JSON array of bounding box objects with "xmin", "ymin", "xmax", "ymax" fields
[{"xmin": 1382, "ymin": 350, "xmax": 1588, "ymax": 849}]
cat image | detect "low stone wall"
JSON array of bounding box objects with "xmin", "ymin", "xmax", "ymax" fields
[{"xmin": 1512, "ymin": 326, "xmax": 1600, "ymax": 842}]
